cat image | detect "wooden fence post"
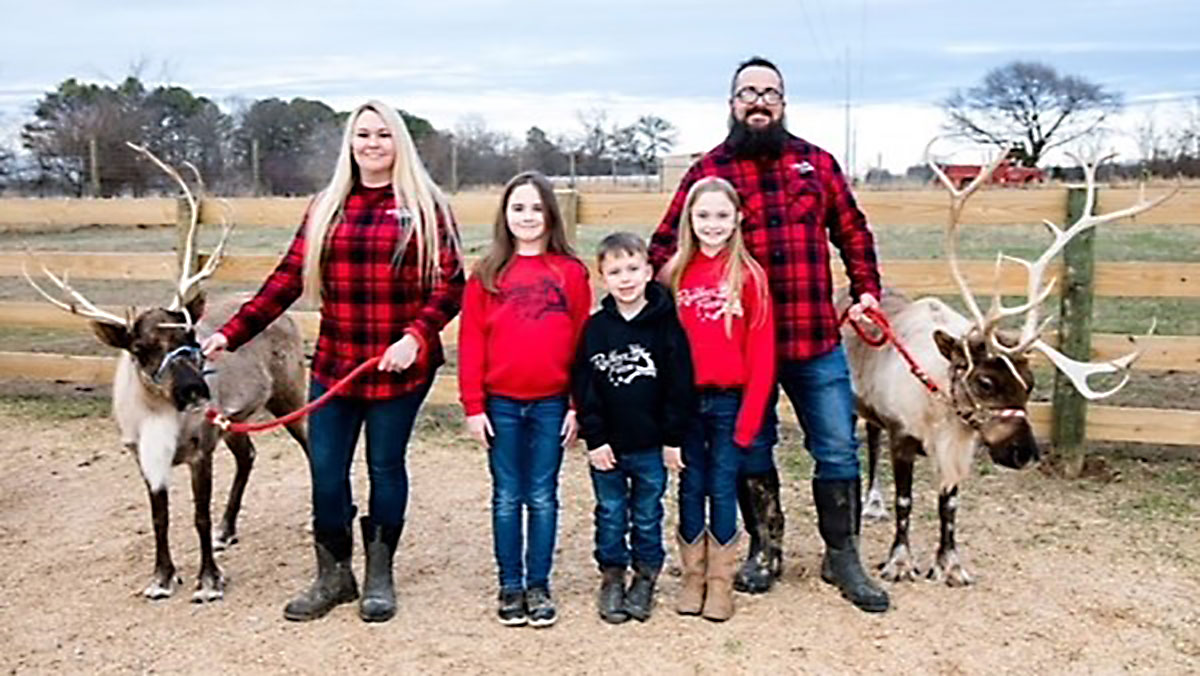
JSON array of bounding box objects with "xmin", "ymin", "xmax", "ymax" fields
[
  {"xmin": 555, "ymin": 189, "xmax": 579, "ymax": 246},
  {"xmin": 1050, "ymin": 186, "xmax": 1095, "ymax": 476}
]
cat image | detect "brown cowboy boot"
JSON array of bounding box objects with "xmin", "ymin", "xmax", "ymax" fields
[
  {"xmin": 702, "ymin": 531, "xmax": 740, "ymax": 622},
  {"xmin": 675, "ymin": 531, "xmax": 706, "ymax": 615}
]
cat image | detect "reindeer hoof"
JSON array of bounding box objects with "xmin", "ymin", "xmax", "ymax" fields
[
  {"xmin": 213, "ymin": 530, "xmax": 239, "ymax": 552},
  {"xmin": 143, "ymin": 575, "xmax": 181, "ymax": 600},
  {"xmin": 927, "ymin": 553, "xmax": 974, "ymax": 587},
  {"xmin": 878, "ymin": 546, "xmax": 921, "ymax": 582},
  {"xmin": 192, "ymin": 573, "xmax": 226, "ymax": 603},
  {"xmin": 861, "ymin": 489, "xmax": 889, "ymax": 521}
]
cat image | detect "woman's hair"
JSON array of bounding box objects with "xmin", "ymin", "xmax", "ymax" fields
[
  {"xmin": 472, "ymin": 171, "xmax": 577, "ymax": 293},
  {"xmin": 302, "ymin": 100, "xmax": 459, "ymax": 298},
  {"xmin": 667, "ymin": 176, "xmax": 769, "ymax": 336}
]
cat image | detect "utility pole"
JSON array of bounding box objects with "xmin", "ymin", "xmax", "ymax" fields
[
  {"xmin": 88, "ymin": 137, "xmax": 100, "ymax": 197},
  {"xmin": 250, "ymin": 138, "xmax": 261, "ymax": 196},
  {"xmin": 450, "ymin": 136, "xmax": 459, "ymax": 193},
  {"xmin": 569, "ymin": 151, "xmax": 576, "ymax": 189},
  {"xmin": 844, "ymin": 46, "xmax": 852, "ymax": 176}
]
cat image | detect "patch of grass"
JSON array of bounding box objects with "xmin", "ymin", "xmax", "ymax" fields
[
  {"xmin": 1114, "ymin": 491, "xmax": 1196, "ymax": 522},
  {"xmin": 0, "ymin": 392, "xmax": 109, "ymax": 420}
]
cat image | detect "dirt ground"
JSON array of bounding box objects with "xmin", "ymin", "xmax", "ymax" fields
[{"xmin": 0, "ymin": 392, "xmax": 1197, "ymax": 675}]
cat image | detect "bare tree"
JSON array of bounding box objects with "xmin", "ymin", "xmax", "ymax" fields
[{"xmin": 941, "ymin": 61, "xmax": 1123, "ymax": 166}]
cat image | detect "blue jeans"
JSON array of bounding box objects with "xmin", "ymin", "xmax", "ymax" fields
[
  {"xmin": 486, "ymin": 394, "xmax": 568, "ymax": 592},
  {"xmin": 679, "ymin": 391, "xmax": 743, "ymax": 545},
  {"xmin": 589, "ymin": 449, "xmax": 667, "ymax": 571},
  {"xmin": 739, "ymin": 386, "xmax": 780, "ymax": 476},
  {"xmin": 307, "ymin": 379, "xmax": 430, "ymax": 532},
  {"xmin": 778, "ymin": 345, "xmax": 861, "ymax": 481}
]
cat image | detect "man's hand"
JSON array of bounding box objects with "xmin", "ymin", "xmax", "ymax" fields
[
  {"xmin": 465, "ymin": 413, "xmax": 493, "ymax": 446},
  {"xmin": 847, "ymin": 292, "xmax": 880, "ymax": 323},
  {"xmin": 379, "ymin": 334, "xmax": 420, "ymax": 372},
  {"xmin": 200, "ymin": 332, "xmax": 228, "ymax": 358},
  {"xmin": 588, "ymin": 444, "xmax": 617, "ymax": 471},
  {"xmin": 663, "ymin": 445, "xmax": 685, "ymax": 472}
]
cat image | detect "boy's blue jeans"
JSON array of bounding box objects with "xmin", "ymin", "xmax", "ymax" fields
[
  {"xmin": 589, "ymin": 449, "xmax": 666, "ymax": 571},
  {"xmin": 679, "ymin": 390, "xmax": 743, "ymax": 545},
  {"xmin": 486, "ymin": 394, "xmax": 568, "ymax": 593},
  {"xmin": 307, "ymin": 379, "xmax": 430, "ymax": 532}
]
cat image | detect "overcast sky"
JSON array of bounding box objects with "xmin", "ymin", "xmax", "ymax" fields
[{"xmin": 2, "ymin": 0, "xmax": 1197, "ymax": 172}]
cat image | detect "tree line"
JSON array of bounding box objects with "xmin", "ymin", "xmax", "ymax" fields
[{"xmin": 1, "ymin": 77, "xmax": 678, "ymax": 196}]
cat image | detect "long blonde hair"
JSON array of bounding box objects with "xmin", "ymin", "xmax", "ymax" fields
[
  {"xmin": 667, "ymin": 176, "xmax": 769, "ymax": 336},
  {"xmin": 472, "ymin": 171, "xmax": 578, "ymax": 294},
  {"xmin": 302, "ymin": 100, "xmax": 460, "ymax": 298}
]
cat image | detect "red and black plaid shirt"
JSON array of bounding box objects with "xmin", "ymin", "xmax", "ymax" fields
[
  {"xmin": 220, "ymin": 184, "xmax": 465, "ymax": 399},
  {"xmin": 649, "ymin": 134, "xmax": 881, "ymax": 362}
]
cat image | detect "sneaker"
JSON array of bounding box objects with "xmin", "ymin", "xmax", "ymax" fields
[
  {"xmin": 525, "ymin": 586, "xmax": 557, "ymax": 628},
  {"xmin": 497, "ymin": 588, "xmax": 526, "ymax": 626}
]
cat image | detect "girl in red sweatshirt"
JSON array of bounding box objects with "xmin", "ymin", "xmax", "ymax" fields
[
  {"xmin": 458, "ymin": 171, "xmax": 591, "ymax": 628},
  {"xmin": 666, "ymin": 176, "xmax": 775, "ymax": 622}
]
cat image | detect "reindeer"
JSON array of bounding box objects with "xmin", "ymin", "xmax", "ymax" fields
[
  {"xmin": 839, "ymin": 140, "xmax": 1175, "ymax": 586},
  {"xmin": 25, "ymin": 144, "xmax": 309, "ymax": 601}
]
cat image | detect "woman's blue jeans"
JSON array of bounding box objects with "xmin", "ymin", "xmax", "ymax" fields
[
  {"xmin": 306, "ymin": 379, "xmax": 430, "ymax": 532},
  {"xmin": 486, "ymin": 394, "xmax": 568, "ymax": 593},
  {"xmin": 679, "ymin": 391, "xmax": 743, "ymax": 545}
]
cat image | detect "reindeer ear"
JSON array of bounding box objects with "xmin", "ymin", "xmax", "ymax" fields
[
  {"xmin": 933, "ymin": 329, "xmax": 962, "ymax": 362},
  {"xmin": 185, "ymin": 291, "xmax": 207, "ymax": 322},
  {"xmin": 91, "ymin": 320, "xmax": 131, "ymax": 350}
]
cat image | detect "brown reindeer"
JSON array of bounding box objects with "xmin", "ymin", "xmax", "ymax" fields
[
  {"xmin": 25, "ymin": 144, "xmax": 308, "ymax": 601},
  {"xmin": 840, "ymin": 141, "xmax": 1174, "ymax": 586}
]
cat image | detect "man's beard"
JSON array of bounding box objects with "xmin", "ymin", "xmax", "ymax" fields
[{"xmin": 726, "ymin": 112, "xmax": 788, "ymax": 159}]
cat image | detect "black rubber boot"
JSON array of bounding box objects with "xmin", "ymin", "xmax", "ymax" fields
[
  {"xmin": 598, "ymin": 567, "xmax": 629, "ymax": 624},
  {"xmin": 623, "ymin": 562, "xmax": 660, "ymax": 622},
  {"xmin": 814, "ymin": 479, "xmax": 889, "ymax": 613},
  {"xmin": 359, "ymin": 516, "xmax": 402, "ymax": 622},
  {"xmin": 734, "ymin": 469, "xmax": 784, "ymax": 594},
  {"xmin": 283, "ymin": 526, "xmax": 359, "ymax": 621}
]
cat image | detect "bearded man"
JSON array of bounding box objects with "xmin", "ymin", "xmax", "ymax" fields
[{"xmin": 648, "ymin": 56, "xmax": 888, "ymax": 613}]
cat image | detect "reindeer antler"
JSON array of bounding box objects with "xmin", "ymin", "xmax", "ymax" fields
[
  {"xmin": 22, "ymin": 254, "xmax": 129, "ymax": 327},
  {"xmin": 125, "ymin": 142, "xmax": 234, "ymax": 313}
]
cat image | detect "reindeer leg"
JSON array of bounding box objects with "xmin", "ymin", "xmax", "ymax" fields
[
  {"xmin": 268, "ymin": 387, "xmax": 310, "ymax": 460},
  {"xmin": 928, "ymin": 486, "xmax": 973, "ymax": 587},
  {"xmin": 879, "ymin": 437, "xmax": 920, "ymax": 582},
  {"xmin": 143, "ymin": 485, "xmax": 180, "ymax": 599},
  {"xmin": 190, "ymin": 453, "xmax": 225, "ymax": 602},
  {"xmin": 215, "ymin": 433, "xmax": 255, "ymax": 551},
  {"xmin": 861, "ymin": 423, "xmax": 888, "ymax": 521}
]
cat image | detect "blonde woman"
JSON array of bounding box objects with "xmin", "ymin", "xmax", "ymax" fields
[
  {"xmin": 202, "ymin": 100, "xmax": 464, "ymax": 623},
  {"xmin": 665, "ymin": 176, "xmax": 774, "ymax": 621}
]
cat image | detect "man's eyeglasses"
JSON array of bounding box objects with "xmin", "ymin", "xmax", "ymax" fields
[{"xmin": 734, "ymin": 87, "xmax": 784, "ymax": 106}]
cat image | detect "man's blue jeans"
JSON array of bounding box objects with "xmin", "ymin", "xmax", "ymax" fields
[
  {"xmin": 589, "ymin": 449, "xmax": 666, "ymax": 571},
  {"xmin": 486, "ymin": 394, "xmax": 567, "ymax": 593},
  {"xmin": 778, "ymin": 345, "xmax": 861, "ymax": 481},
  {"xmin": 679, "ymin": 391, "xmax": 743, "ymax": 545},
  {"xmin": 307, "ymin": 379, "xmax": 430, "ymax": 532}
]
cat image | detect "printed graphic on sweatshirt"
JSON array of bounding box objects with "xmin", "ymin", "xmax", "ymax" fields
[
  {"xmin": 590, "ymin": 344, "xmax": 657, "ymax": 386},
  {"xmin": 499, "ymin": 279, "xmax": 569, "ymax": 320},
  {"xmin": 678, "ymin": 284, "xmax": 742, "ymax": 322}
]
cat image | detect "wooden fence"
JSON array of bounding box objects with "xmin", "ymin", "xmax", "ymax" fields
[{"xmin": 1, "ymin": 188, "xmax": 1198, "ymax": 451}]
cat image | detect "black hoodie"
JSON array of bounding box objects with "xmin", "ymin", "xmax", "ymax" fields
[{"xmin": 572, "ymin": 281, "xmax": 694, "ymax": 454}]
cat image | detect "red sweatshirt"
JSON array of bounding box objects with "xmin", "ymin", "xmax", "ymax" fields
[
  {"xmin": 676, "ymin": 250, "xmax": 776, "ymax": 448},
  {"xmin": 458, "ymin": 253, "xmax": 592, "ymax": 416}
]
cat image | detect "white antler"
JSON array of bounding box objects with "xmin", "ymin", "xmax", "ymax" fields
[
  {"xmin": 125, "ymin": 142, "xmax": 234, "ymax": 312},
  {"xmin": 22, "ymin": 255, "xmax": 129, "ymax": 327},
  {"xmin": 925, "ymin": 137, "xmax": 1013, "ymax": 334}
]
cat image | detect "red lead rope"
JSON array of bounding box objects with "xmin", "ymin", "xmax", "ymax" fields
[
  {"xmin": 839, "ymin": 305, "xmax": 942, "ymax": 395},
  {"xmin": 205, "ymin": 356, "xmax": 383, "ymax": 434}
]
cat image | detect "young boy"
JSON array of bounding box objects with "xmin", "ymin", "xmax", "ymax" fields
[{"xmin": 572, "ymin": 232, "xmax": 694, "ymax": 624}]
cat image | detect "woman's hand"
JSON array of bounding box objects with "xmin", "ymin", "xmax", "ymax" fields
[
  {"xmin": 200, "ymin": 332, "xmax": 228, "ymax": 358},
  {"xmin": 560, "ymin": 410, "xmax": 578, "ymax": 447},
  {"xmin": 379, "ymin": 334, "xmax": 420, "ymax": 372},
  {"xmin": 847, "ymin": 292, "xmax": 880, "ymax": 323},
  {"xmin": 466, "ymin": 413, "xmax": 493, "ymax": 446}
]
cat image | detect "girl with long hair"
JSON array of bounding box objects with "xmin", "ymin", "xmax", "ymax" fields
[
  {"xmin": 202, "ymin": 100, "xmax": 464, "ymax": 623},
  {"xmin": 458, "ymin": 171, "xmax": 591, "ymax": 628},
  {"xmin": 666, "ymin": 176, "xmax": 775, "ymax": 622}
]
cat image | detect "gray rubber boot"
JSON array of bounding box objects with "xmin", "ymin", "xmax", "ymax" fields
[
  {"xmin": 359, "ymin": 516, "xmax": 402, "ymax": 622},
  {"xmin": 283, "ymin": 527, "xmax": 359, "ymax": 621},
  {"xmin": 814, "ymin": 479, "xmax": 890, "ymax": 613}
]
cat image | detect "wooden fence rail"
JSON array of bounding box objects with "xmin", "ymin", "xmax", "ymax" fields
[{"xmin": 1, "ymin": 188, "xmax": 1197, "ymax": 449}]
